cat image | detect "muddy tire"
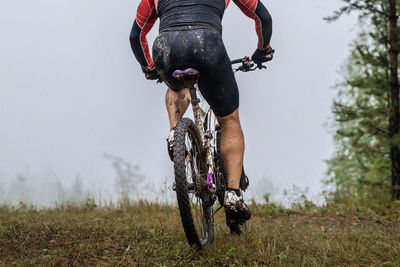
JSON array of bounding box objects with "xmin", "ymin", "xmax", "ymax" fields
[{"xmin": 173, "ymin": 118, "xmax": 213, "ymax": 249}]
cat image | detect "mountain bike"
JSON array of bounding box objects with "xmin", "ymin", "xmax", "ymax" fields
[{"xmin": 171, "ymin": 55, "xmax": 271, "ymax": 249}]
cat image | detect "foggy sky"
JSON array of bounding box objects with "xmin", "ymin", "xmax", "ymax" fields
[{"xmin": 0, "ymin": 0, "xmax": 357, "ymax": 205}]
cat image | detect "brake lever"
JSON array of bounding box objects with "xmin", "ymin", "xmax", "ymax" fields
[
  {"xmin": 232, "ymin": 55, "xmax": 270, "ymax": 72},
  {"xmin": 256, "ymin": 63, "xmax": 267, "ymax": 70},
  {"xmin": 239, "ymin": 62, "xmax": 255, "ymax": 72}
]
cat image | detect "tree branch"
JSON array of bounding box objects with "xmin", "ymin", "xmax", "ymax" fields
[{"xmin": 324, "ymin": 0, "xmax": 390, "ymax": 21}]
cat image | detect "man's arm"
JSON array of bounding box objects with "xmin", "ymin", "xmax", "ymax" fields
[
  {"xmin": 129, "ymin": 0, "xmax": 157, "ymax": 70},
  {"xmin": 233, "ymin": 0, "xmax": 272, "ymax": 49}
]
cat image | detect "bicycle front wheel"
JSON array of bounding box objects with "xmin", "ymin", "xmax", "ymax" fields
[{"xmin": 173, "ymin": 118, "xmax": 213, "ymax": 248}]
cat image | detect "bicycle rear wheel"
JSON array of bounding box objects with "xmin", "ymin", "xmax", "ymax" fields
[{"xmin": 173, "ymin": 118, "xmax": 213, "ymax": 248}]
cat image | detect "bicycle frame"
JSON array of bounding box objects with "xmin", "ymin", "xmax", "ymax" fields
[{"xmin": 188, "ymin": 84, "xmax": 217, "ymax": 195}]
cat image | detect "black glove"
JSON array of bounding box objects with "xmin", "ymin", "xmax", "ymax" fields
[
  {"xmin": 142, "ymin": 66, "xmax": 161, "ymax": 81},
  {"xmin": 252, "ymin": 47, "xmax": 274, "ymax": 68}
]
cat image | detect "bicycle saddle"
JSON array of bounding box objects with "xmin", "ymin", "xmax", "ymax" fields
[{"xmin": 173, "ymin": 68, "xmax": 200, "ymax": 82}]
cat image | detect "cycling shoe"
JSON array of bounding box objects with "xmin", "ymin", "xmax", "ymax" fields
[{"xmin": 224, "ymin": 190, "xmax": 251, "ymax": 235}]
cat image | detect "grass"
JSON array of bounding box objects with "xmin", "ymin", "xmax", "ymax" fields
[{"xmin": 0, "ymin": 201, "xmax": 399, "ymax": 266}]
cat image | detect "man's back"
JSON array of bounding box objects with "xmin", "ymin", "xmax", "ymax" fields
[{"xmin": 157, "ymin": 0, "xmax": 226, "ymax": 32}]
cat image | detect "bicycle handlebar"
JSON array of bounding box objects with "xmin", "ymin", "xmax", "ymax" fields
[
  {"xmin": 230, "ymin": 56, "xmax": 261, "ymax": 72},
  {"xmin": 231, "ymin": 49, "xmax": 274, "ymax": 72},
  {"xmin": 230, "ymin": 58, "xmax": 246, "ymax": 65}
]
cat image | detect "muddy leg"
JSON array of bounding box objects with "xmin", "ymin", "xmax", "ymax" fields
[{"xmin": 165, "ymin": 88, "xmax": 191, "ymax": 129}]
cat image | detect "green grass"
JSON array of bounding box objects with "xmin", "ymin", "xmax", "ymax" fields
[{"xmin": 0, "ymin": 202, "xmax": 399, "ymax": 266}]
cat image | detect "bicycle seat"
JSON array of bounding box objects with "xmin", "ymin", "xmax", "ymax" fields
[{"xmin": 173, "ymin": 68, "xmax": 200, "ymax": 82}]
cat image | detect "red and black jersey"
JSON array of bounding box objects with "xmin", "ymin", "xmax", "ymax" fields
[
  {"xmin": 158, "ymin": 0, "xmax": 226, "ymax": 32},
  {"xmin": 130, "ymin": 0, "xmax": 272, "ymax": 69}
]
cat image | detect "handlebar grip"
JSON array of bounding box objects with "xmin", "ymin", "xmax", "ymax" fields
[{"xmin": 231, "ymin": 58, "xmax": 245, "ymax": 65}]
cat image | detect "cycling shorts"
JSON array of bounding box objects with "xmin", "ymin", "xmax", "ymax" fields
[{"xmin": 152, "ymin": 28, "xmax": 239, "ymax": 117}]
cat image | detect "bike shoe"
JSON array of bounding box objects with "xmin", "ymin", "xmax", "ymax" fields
[
  {"xmin": 225, "ymin": 211, "xmax": 247, "ymax": 235},
  {"xmin": 167, "ymin": 129, "xmax": 175, "ymax": 161},
  {"xmin": 224, "ymin": 190, "xmax": 251, "ymax": 235}
]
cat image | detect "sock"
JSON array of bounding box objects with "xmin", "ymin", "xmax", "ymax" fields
[{"xmin": 227, "ymin": 188, "xmax": 241, "ymax": 197}]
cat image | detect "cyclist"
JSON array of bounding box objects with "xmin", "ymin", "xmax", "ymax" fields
[{"xmin": 130, "ymin": 0, "xmax": 273, "ymax": 234}]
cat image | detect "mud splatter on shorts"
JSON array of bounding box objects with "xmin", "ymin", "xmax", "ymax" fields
[{"xmin": 152, "ymin": 28, "xmax": 239, "ymax": 117}]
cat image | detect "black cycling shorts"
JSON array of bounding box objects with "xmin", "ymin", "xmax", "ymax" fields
[{"xmin": 152, "ymin": 28, "xmax": 239, "ymax": 117}]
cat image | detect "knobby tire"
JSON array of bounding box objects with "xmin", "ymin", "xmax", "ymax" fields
[{"xmin": 173, "ymin": 118, "xmax": 213, "ymax": 249}]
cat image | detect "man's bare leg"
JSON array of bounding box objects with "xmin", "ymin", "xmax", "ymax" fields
[
  {"xmin": 165, "ymin": 88, "xmax": 191, "ymax": 129},
  {"xmin": 216, "ymin": 109, "xmax": 244, "ymax": 190}
]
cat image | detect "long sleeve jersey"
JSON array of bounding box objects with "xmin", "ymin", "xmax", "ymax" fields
[{"xmin": 130, "ymin": 0, "xmax": 272, "ymax": 69}]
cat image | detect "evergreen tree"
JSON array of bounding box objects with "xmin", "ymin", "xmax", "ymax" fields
[{"xmin": 326, "ymin": 1, "xmax": 400, "ymax": 200}]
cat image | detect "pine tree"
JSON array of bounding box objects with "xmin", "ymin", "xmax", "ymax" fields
[{"xmin": 326, "ymin": 1, "xmax": 400, "ymax": 200}]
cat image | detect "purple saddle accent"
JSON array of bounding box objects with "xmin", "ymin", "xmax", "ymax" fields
[{"xmin": 172, "ymin": 68, "xmax": 200, "ymax": 78}]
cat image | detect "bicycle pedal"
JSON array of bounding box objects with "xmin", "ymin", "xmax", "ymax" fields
[{"xmin": 167, "ymin": 129, "xmax": 175, "ymax": 161}]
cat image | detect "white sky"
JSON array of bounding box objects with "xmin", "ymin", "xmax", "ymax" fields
[{"xmin": 0, "ymin": 0, "xmax": 357, "ymax": 205}]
